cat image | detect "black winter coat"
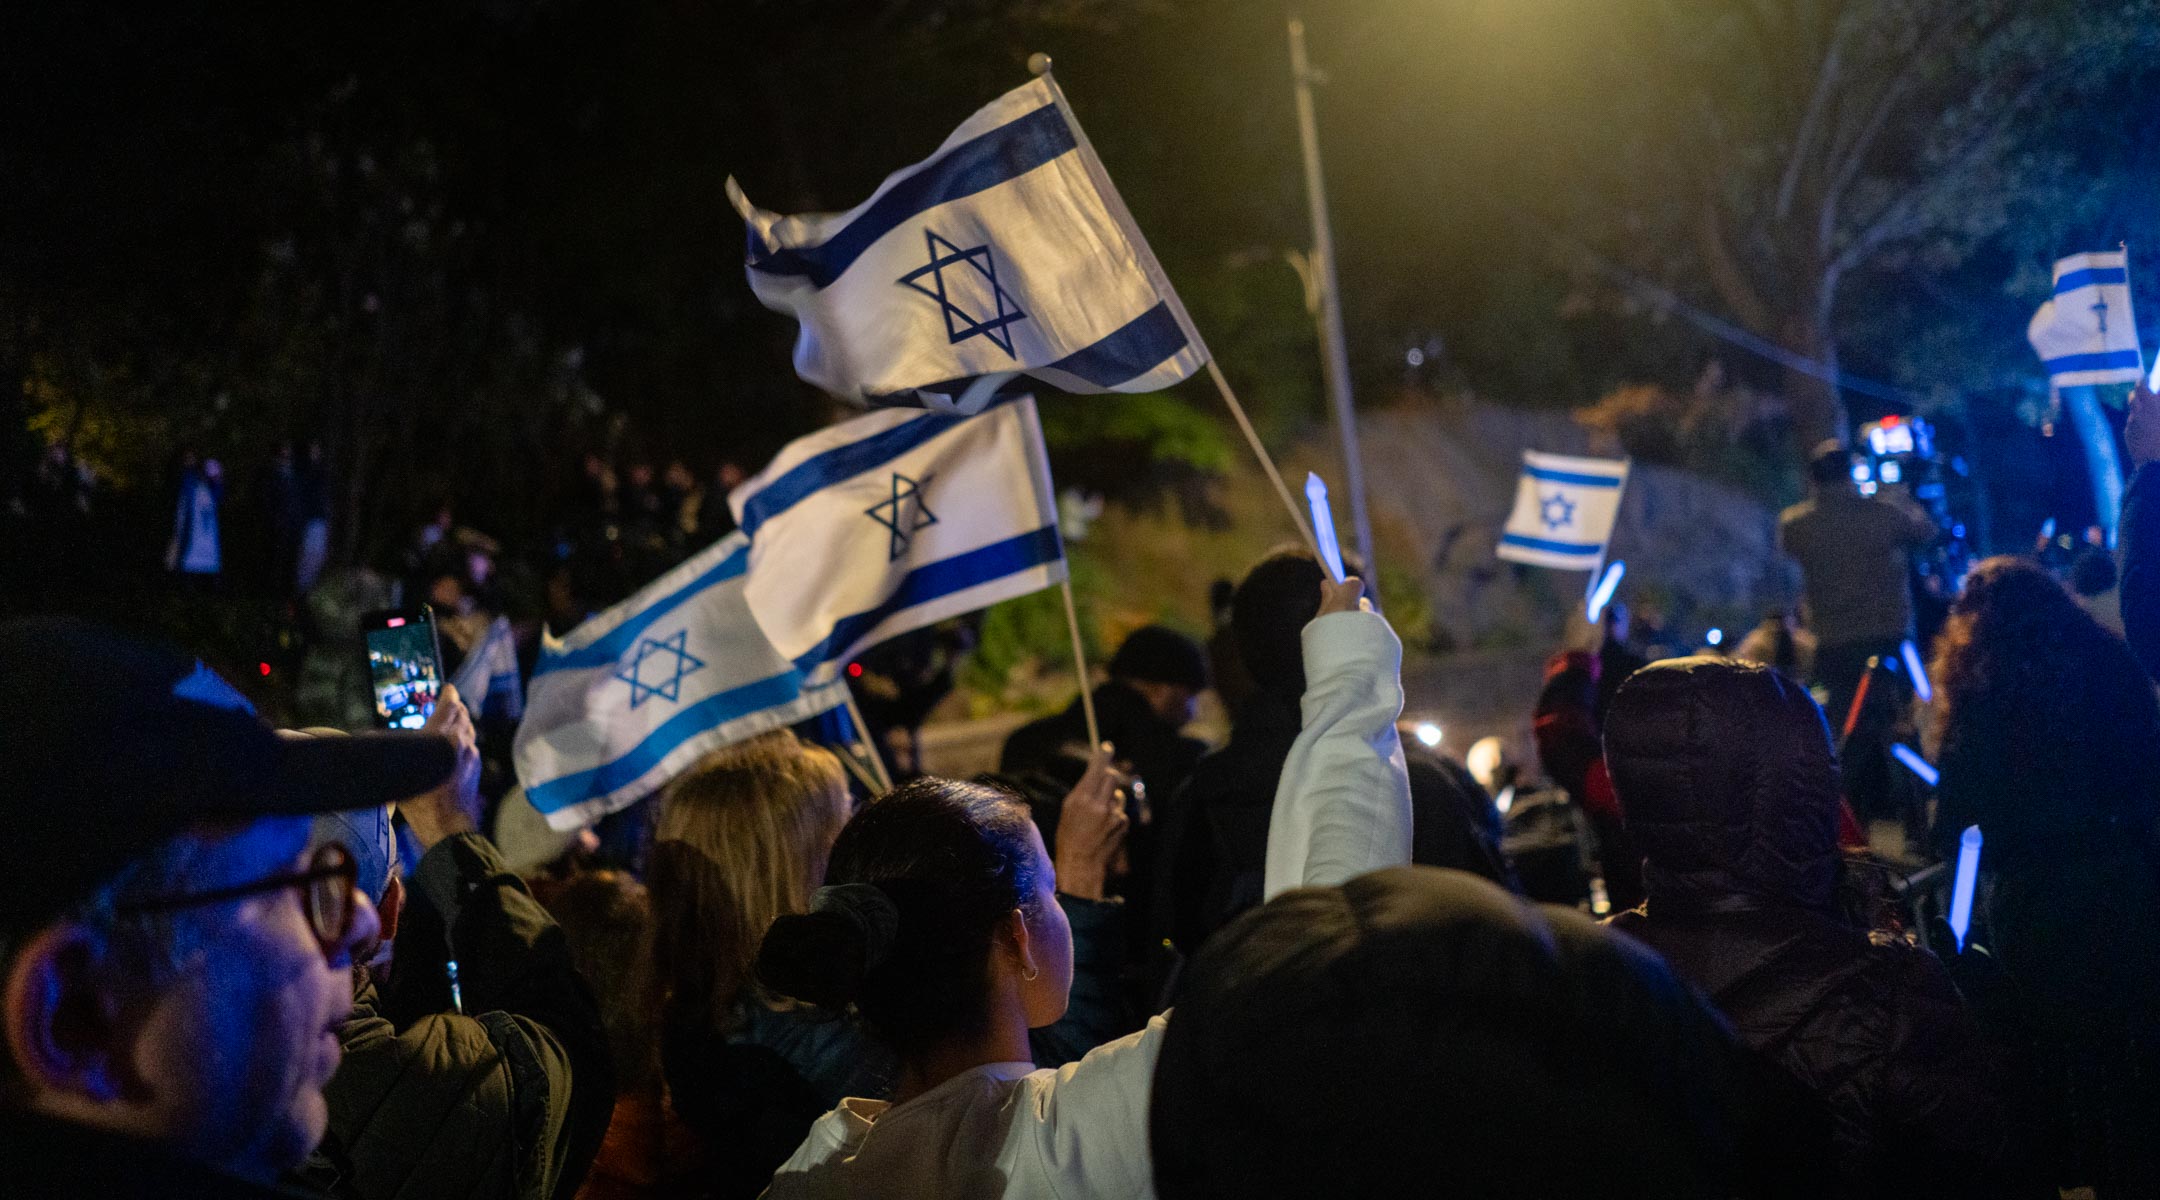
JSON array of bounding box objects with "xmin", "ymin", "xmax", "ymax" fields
[
  {"xmin": 1155, "ymin": 687, "xmax": 1512, "ymax": 954},
  {"xmin": 1604, "ymin": 658, "xmax": 2020, "ymax": 1198}
]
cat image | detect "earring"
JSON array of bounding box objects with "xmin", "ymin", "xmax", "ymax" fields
[{"xmin": 1021, "ymin": 962, "xmax": 1040, "ymax": 982}]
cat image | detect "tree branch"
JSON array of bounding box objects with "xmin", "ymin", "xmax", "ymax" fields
[{"xmin": 1775, "ymin": 4, "xmax": 1853, "ymax": 223}]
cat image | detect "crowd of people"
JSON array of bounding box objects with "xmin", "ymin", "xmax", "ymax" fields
[{"xmin": 7, "ymin": 387, "xmax": 2160, "ymax": 1200}]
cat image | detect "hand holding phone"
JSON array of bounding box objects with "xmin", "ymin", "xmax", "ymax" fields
[{"xmin": 362, "ymin": 606, "xmax": 444, "ymax": 731}]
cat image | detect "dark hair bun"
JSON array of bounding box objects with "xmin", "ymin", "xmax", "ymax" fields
[{"xmin": 755, "ymin": 883, "xmax": 899, "ymax": 1009}]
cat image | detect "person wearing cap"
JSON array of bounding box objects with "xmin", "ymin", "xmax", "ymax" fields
[
  {"xmin": 298, "ymin": 686, "xmax": 615, "ymax": 1200},
  {"xmin": 0, "ymin": 616, "xmax": 456, "ymax": 1198},
  {"xmin": 1777, "ymin": 439, "xmax": 1937, "ymax": 730},
  {"xmin": 999, "ymin": 624, "xmax": 1210, "ymax": 960},
  {"xmin": 998, "ymin": 623, "xmax": 1210, "ymax": 804}
]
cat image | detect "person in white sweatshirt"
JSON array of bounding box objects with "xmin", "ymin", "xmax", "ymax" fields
[{"xmin": 753, "ymin": 576, "xmax": 1411, "ymax": 1200}]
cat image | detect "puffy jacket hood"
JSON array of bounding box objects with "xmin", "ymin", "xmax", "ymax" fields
[{"xmin": 1604, "ymin": 656, "xmax": 1840, "ymax": 911}]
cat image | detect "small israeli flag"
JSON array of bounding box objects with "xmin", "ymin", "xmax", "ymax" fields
[
  {"xmin": 1496, "ymin": 451, "xmax": 1629, "ymax": 570},
  {"xmin": 730, "ymin": 74, "xmax": 1208, "ymax": 413},
  {"xmin": 450, "ymin": 615, "xmax": 523, "ymax": 724},
  {"xmin": 2028, "ymin": 250, "xmax": 2144, "ymax": 386},
  {"xmin": 512, "ymin": 532, "xmax": 845, "ymax": 831},
  {"xmin": 731, "ymin": 396, "xmax": 1065, "ymax": 683}
]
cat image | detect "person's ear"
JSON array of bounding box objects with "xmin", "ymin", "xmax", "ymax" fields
[
  {"xmin": 2, "ymin": 923, "xmax": 131, "ymax": 1103},
  {"xmin": 377, "ymin": 873, "xmax": 405, "ymax": 947},
  {"xmin": 1004, "ymin": 909, "xmax": 1038, "ymax": 983}
]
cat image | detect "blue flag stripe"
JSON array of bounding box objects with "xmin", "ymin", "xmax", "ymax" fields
[
  {"xmin": 1500, "ymin": 532, "xmax": 1605, "ymax": 555},
  {"xmin": 536, "ymin": 546, "xmax": 749, "ymax": 675},
  {"xmin": 792, "ymin": 525, "xmax": 1065, "ymax": 672},
  {"xmin": 1524, "ymin": 466, "xmax": 1624, "ymax": 488},
  {"xmin": 737, "ymin": 410, "xmax": 982, "ymax": 540},
  {"xmin": 2045, "ymin": 349, "xmax": 2143, "ymax": 375},
  {"xmin": 861, "ymin": 302, "xmax": 1192, "ymax": 407},
  {"xmin": 746, "ymin": 104, "xmax": 1076, "ymax": 289},
  {"xmin": 2056, "ymin": 267, "xmax": 2129, "ymax": 294},
  {"xmin": 1040, "ymin": 301, "xmax": 1189, "ymax": 388},
  {"xmin": 525, "ymin": 670, "xmax": 812, "ymax": 815}
]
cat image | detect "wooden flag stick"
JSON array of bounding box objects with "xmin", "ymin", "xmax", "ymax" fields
[
  {"xmin": 1059, "ymin": 575, "xmax": 1102, "ymax": 751},
  {"xmin": 1206, "ymin": 359, "xmax": 1325, "ymax": 562},
  {"xmin": 840, "ymin": 682, "xmax": 896, "ymax": 794}
]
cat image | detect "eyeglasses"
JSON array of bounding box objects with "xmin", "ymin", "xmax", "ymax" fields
[{"xmin": 118, "ymin": 841, "xmax": 360, "ymax": 959}]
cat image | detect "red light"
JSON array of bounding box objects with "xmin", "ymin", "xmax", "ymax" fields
[
  {"xmin": 385, "ymin": 617, "xmax": 406, "ymax": 628},
  {"xmin": 1879, "ymin": 415, "xmax": 1902, "ymax": 427},
  {"xmin": 847, "ymin": 662, "xmax": 864, "ymax": 678},
  {"xmin": 258, "ymin": 662, "xmax": 272, "ymax": 677}
]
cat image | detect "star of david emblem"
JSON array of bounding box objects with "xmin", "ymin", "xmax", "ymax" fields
[
  {"xmin": 615, "ymin": 630, "xmax": 705, "ymax": 709},
  {"xmin": 1540, "ymin": 492, "xmax": 1577, "ymax": 531},
  {"xmin": 866, "ymin": 472, "xmax": 939, "ymax": 561},
  {"xmin": 897, "ymin": 229, "xmax": 1027, "ymax": 356}
]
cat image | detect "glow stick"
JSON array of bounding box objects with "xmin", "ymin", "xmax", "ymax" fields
[
  {"xmin": 1949, "ymin": 825, "xmax": 1982, "ymax": 952},
  {"xmin": 1890, "ymin": 742, "xmax": 1939, "ymax": 786},
  {"xmin": 1304, "ymin": 473, "xmax": 1347, "ymax": 583},
  {"xmin": 1900, "ymin": 639, "xmax": 1933, "ymax": 703},
  {"xmin": 1586, "ymin": 560, "xmax": 1626, "ymax": 624}
]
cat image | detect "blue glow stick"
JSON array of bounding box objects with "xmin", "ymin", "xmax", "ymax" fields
[
  {"xmin": 1890, "ymin": 742, "xmax": 1939, "ymax": 786},
  {"xmin": 1304, "ymin": 473, "xmax": 1346, "ymax": 584},
  {"xmin": 1586, "ymin": 560, "xmax": 1626, "ymax": 623},
  {"xmin": 1949, "ymin": 825, "xmax": 1982, "ymax": 952},
  {"xmin": 1900, "ymin": 639, "xmax": 1933, "ymax": 703}
]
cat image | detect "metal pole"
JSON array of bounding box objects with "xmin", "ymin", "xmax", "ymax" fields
[{"xmin": 1288, "ymin": 14, "xmax": 1378, "ymax": 590}]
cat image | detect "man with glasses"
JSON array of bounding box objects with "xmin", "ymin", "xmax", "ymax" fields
[
  {"xmin": 0, "ymin": 617, "xmax": 458, "ymax": 1197},
  {"xmin": 297, "ymin": 688, "xmax": 615, "ymax": 1200}
]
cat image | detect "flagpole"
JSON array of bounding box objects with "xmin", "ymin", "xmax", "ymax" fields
[
  {"xmin": 1058, "ymin": 576, "xmax": 1103, "ymax": 750},
  {"xmin": 1208, "ymin": 360, "xmax": 1326, "ymax": 560},
  {"xmin": 1584, "ymin": 461, "xmax": 1631, "ymax": 604},
  {"xmin": 839, "ymin": 683, "xmax": 896, "ymax": 794},
  {"xmin": 1288, "ymin": 15, "xmax": 1379, "ymax": 593},
  {"xmin": 1030, "ymin": 53, "xmax": 1324, "ymax": 565}
]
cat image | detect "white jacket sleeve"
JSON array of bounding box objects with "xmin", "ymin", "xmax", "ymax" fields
[{"xmin": 1261, "ymin": 609, "xmax": 1413, "ymax": 898}]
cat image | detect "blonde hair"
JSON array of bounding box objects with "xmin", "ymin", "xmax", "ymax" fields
[{"xmin": 650, "ymin": 729, "xmax": 850, "ymax": 1027}]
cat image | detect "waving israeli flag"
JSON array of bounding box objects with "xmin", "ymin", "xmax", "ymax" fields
[
  {"xmin": 730, "ymin": 74, "xmax": 1208, "ymax": 413},
  {"xmin": 732, "ymin": 396, "xmax": 1064, "ymax": 683},
  {"xmin": 512, "ymin": 532, "xmax": 844, "ymax": 831},
  {"xmin": 1496, "ymin": 451, "xmax": 1629, "ymax": 570},
  {"xmin": 2028, "ymin": 250, "xmax": 2144, "ymax": 386},
  {"xmin": 450, "ymin": 615, "xmax": 523, "ymax": 724}
]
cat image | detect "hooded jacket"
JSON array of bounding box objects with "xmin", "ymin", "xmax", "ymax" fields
[{"xmin": 1605, "ymin": 658, "xmax": 2018, "ymax": 1198}]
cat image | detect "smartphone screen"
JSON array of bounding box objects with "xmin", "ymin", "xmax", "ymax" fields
[{"xmin": 362, "ymin": 607, "xmax": 443, "ymax": 731}]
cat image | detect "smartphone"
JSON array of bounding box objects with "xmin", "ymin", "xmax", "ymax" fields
[{"xmin": 361, "ymin": 606, "xmax": 444, "ymax": 731}]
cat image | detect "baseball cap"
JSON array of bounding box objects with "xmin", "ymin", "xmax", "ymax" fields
[{"xmin": 0, "ymin": 617, "xmax": 457, "ymax": 931}]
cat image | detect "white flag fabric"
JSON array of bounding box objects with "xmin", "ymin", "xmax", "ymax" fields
[
  {"xmin": 731, "ymin": 396, "xmax": 1065, "ymax": 684},
  {"xmin": 450, "ymin": 615, "xmax": 523, "ymax": 724},
  {"xmin": 2028, "ymin": 250, "xmax": 2143, "ymax": 386},
  {"xmin": 1496, "ymin": 451, "xmax": 1630, "ymax": 570},
  {"xmin": 730, "ymin": 74, "xmax": 1207, "ymax": 413},
  {"xmin": 512, "ymin": 532, "xmax": 845, "ymax": 831}
]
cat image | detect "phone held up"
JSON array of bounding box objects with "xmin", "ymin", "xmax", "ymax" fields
[{"xmin": 361, "ymin": 605, "xmax": 445, "ymax": 731}]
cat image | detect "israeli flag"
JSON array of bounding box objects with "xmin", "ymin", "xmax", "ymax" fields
[
  {"xmin": 450, "ymin": 615, "xmax": 523, "ymax": 724},
  {"xmin": 512, "ymin": 532, "xmax": 845, "ymax": 831},
  {"xmin": 2028, "ymin": 250, "xmax": 2144, "ymax": 386},
  {"xmin": 1495, "ymin": 451, "xmax": 1629, "ymax": 570},
  {"xmin": 732, "ymin": 396, "xmax": 1064, "ymax": 683},
  {"xmin": 730, "ymin": 74, "xmax": 1208, "ymax": 413}
]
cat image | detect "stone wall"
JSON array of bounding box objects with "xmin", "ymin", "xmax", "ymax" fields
[{"xmin": 1358, "ymin": 396, "xmax": 1794, "ymax": 652}]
